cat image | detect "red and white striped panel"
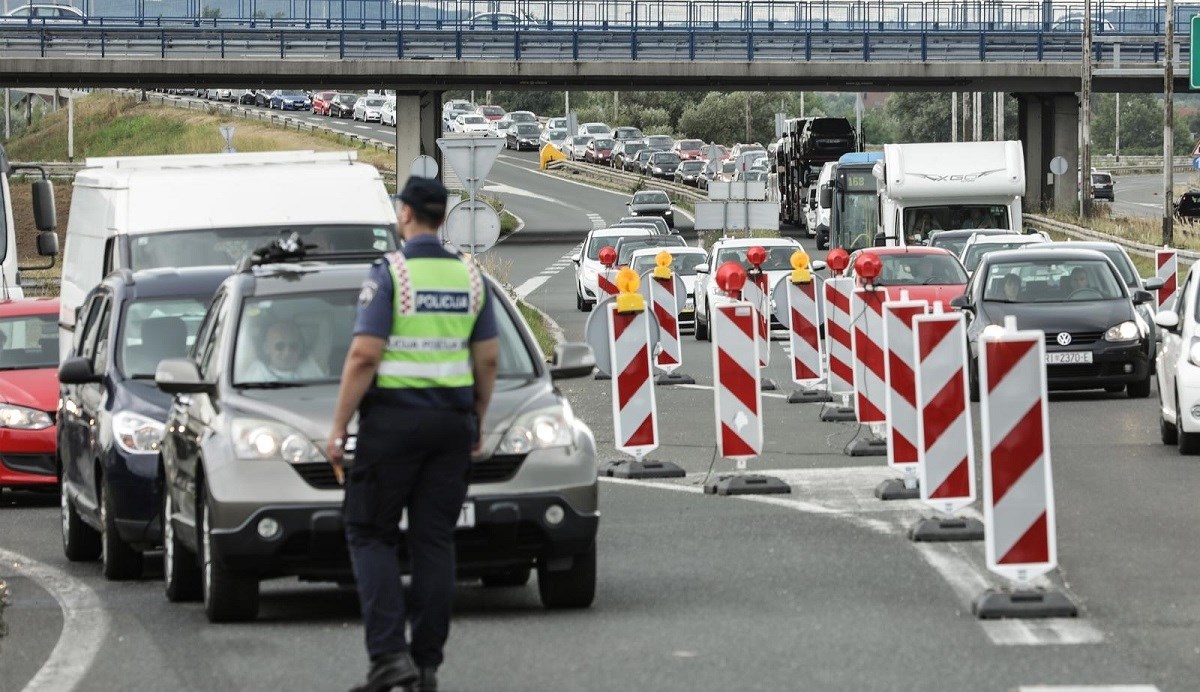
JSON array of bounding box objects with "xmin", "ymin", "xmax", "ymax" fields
[
  {"xmin": 787, "ymin": 279, "xmax": 823, "ymax": 386},
  {"xmin": 851, "ymin": 287, "xmax": 888, "ymax": 424},
  {"xmin": 712, "ymin": 302, "xmax": 763, "ymax": 460},
  {"xmin": 1156, "ymin": 248, "xmax": 1178, "ymax": 312},
  {"xmin": 607, "ymin": 305, "xmax": 658, "ymax": 459},
  {"xmin": 882, "ymin": 297, "xmax": 928, "ymax": 469},
  {"xmin": 743, "ymin": 270, "xmax": 771, "ymax": 367},
  {"xmin": 597, "ymin": 269, "xmax": 620, "ymax": 299},
  {"xmin": 914, "ymin": 310, "xmax": 976, "ymax": 516},
  {"xmin": 648, "ymin": 275, "xmax": 682, "ymax": 374},
  {"xmin": 823, "ymin": 277, "xmax": 856, "ymax": 396},
  {"xmin": 979, "ymin": 323, "xmax": 1057, "ymax": 583}
]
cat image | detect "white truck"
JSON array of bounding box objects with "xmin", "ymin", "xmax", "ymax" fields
[
  {"xmin": 872, "ymin": 141, "xmax": 1026, "ymax": 247},
  {"xmin": 0, "ymin": 145, "xmax": 61, "ymax": 299},
  {"xmin": 58, "ymin": 150, "xmax": 397, "ymax": 357}
]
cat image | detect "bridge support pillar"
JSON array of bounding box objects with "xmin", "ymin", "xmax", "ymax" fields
[
  {"xmin": 394, "ymin": 91, "xmax": 443, "ymax": 189},
  {"xmin": 1016, "ymin": 92, "xmax": 1080, "ymax": 215}
]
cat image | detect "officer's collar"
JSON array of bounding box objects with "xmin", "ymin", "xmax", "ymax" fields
[{"xmin": 402, "ymin": 234, "xmax": 440, "ymax": 247}]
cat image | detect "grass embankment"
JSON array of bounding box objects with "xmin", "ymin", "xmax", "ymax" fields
[
  {"xmin": 5, "ymin": 93, "xmax": 394, "ymax": 170},
  {"xmin": 458, "ymin": 192, "xmax": 521, "ymax": 236},
  {"xmin": 517, "ymin": 303, "xmax": 557, "ymax": 357}
]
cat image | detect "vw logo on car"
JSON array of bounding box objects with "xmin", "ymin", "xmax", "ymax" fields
[{"xmin": 1057, "ymin": 332, "xmax": 1073, "ymax": 346}]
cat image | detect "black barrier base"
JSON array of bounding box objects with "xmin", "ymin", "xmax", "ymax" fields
[
  {"xmin": 655, "ymin": 372, "xmax": 696, "ymax": 386},
  {"xmin": 760, "ymin": 377, "xmax": 777, "ymax": 392},
  {"xmin": 973, "ymin": 588, "xmax": 1079, "ymax": 620},
  {"xmin": 908, "ymin": 516, "xmax": 985, "ymax": 542},
  {"xmin": 704, "ymin": 474, "xmax": 791, "ymax": 496},
  {"xmin": 600, "ymin": 458, "xmax": 686, "ymax": 479},
  {"xmin": 874, "ymin": 476, "xmax": 918, "ymax": 498},
  {"xmin": 819, "ymin": 406, "xmax": 857, "ymax": 422},
  {"xmin": 788, "ymin": 389, "xmax": 833, "ymax": 404},
  {"xmin": 594, "ymin": 373, "xmax": 611, "ymax": 381},
  {"xmin": 848, "ymin": 438, "xmax": 889, "ymax": 458}
]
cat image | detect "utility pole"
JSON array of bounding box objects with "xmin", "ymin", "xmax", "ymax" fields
[
  {"xmin": 1081, "ymin": 0, "xmax": 1093, "ymax": 218},
  {"xmin": 855, "ymin": 93, "xmax": 864, "ymax": 148},
  {"xmin": 613, "ymin": 91, "xmax": 619, "ymax": 122},
  {"xmin": 744, "ymin": 93, "xmax": 752, "ymax": 143},
  {"xmin": 67, "ymin": 93, "xmax": 74, "ymax": 162},
  {"xmin": 974, "ymin": 92, "xmax": 983, "ymax": 141},
  {"xmin": 1115, "ymin": 45, "xmax": 1122, "ymax": 162},
  {"xmin": 951, "ymin": 91, "xmax": 958, "ymax": 142},
  {"xmin": 3, "ymin": 89, "xmax": 9, "ymax": 140},
  {"xmin": 564, "ymin": 91, "xmax": 570, "ymax": 119},
  {"xmin": 1164, "ymin": 0, "xmax": 1175, "ymax": 246},
  {"xmin": 799, "ymin": 92, "xmax": 805, "ymax": 118}
]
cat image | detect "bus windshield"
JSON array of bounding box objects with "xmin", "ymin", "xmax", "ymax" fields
[{"xmin": 833, "ymin": 192, "xmax": 879, "ymax": 251}]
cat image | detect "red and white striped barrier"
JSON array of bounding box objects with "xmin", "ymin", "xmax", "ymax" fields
[
  {"xmin": 645, "ymin": 273, "xmax": 683, "ymax": 374},
  {"xmin": 851, "ymin": 287, "xmax": 888, "ymax": 425},
  {"xmin": 823, "ymin": 277, "xmax": 856, "ymax": 396},
  {"xmin": 882, "ymin": 293, "xmax": 928, "ymax": 470},
  {"xmin": 597, "ymin": 269, "xmax": 620, "ymax": 299},
  {"xmin": 914, "ymin": 307, "xmax": 976, "ymax": 516},
  {"xmin": 787, "ymin": 278, "xmax": 823, "ymax": 386},
  {"xmin": 979, "ymin": 317, "xmax": 1057, "ymax": 584},
  {"xmin": 608, "ymin": 303, "xmax": 658, "ymax": 459},
  {"xmin": 712, "ymin": 302, "xmax": 762, "ymax": 461},
  {"xmin": 743, "ymin": 270, "xmax": 771, "ymax": 368},
  {"xmin": 1156, "ymin": 247, "xmax": 1178, "ymax": 312}
]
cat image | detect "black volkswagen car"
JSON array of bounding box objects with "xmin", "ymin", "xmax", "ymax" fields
[
  {"xmin": 328, "ymin": 93, "xmax": 359, "ymax": 118},
  {"xmin": 58, "ymin": 267, "xmax": 231, "ymax": 580},
  {"xmin": 951, "ymin": 248, "xmax": 1153, "ymax": 399},
  {"xmin": 626, "ymin": 190, "xmax": 675, "ymax": 228}
]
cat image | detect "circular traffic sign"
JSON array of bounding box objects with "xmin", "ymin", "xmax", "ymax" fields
[
  {"xmin": 441, "ymin": 200, "xmax": 500, "ymax": 254},
  {"xmin": 409, "ymin": 155, "xmax": 439, "ymax": 179},
  {"xmin": 1049, "ymin": 156, "xmax": 1068, "ymax": 176},
  {"xmin": 584, "ymin": 299, "xmax": 662, "ymax": 377}
]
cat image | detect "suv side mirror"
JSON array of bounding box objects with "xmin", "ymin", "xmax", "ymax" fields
[
  {"xmin": 811, "ymin": 260, "xmax": 828, "ymax": 272},
  {"xmin": 695, "ymin": 264, "xmax": 710, "ymax": 274},
  {"xmin": 1143, "ymin": 276, "xmax": 1165, "ymax": 291},
  {"xmin": 1155, "ymin": 311, "xmax": 1180, "ymax": 331},
  {"xmin": 58, "ymin": 356, "xmax": 102, "ymax": 385},
  {"xmin": 31, "ymin": 179, "xmax": 57, "ymax": 231},
  {"xmin": 155, "ymin": 358, "xmax": 214, "ymax": 395},
  {"xmin": 949, "ymin": 294, "xmax": 971, "ymax": 309},
  {"xmin": 1132, "ymin": 289, "xmax": 1154, "ymax": 305},
  {"xmin": 36, "ymin": 231, "xmax": 59, "ymax": 257},
  {"xmin": 819, "ymin": 185, "xmax": 832, "ymax": 208},
  {"xmin": 549, "ymin": 343, "xmax": 595, "ymax": 380}
]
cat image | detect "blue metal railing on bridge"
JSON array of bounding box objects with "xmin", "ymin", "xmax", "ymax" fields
[{"xmin": 0, "ymin": 0, "xmax": 1196, "ymax": 34}]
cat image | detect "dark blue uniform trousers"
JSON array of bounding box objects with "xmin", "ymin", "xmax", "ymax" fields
[{"xmin": 343, "ymin": 405, "xmax": 474, "ymax": 666}]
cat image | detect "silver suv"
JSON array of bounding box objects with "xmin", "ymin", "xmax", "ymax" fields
[{"xmin": 155, "ymin": 239, "xmax": 599, "ymax": 622}]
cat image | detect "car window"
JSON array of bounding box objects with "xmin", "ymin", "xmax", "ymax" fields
[
  {"xmin": 633, "ymin": 192, "xmax": 670, "ymax": 205},
  {"xmin": 129, "ymin": 224, "xmax": 395, "ymax": 270},
  {"xmin": 73, "ymin": 294, "xmax": 104, "ymax": 357},
  {"xmin": 874, "ymin": 254, "xmax": 967, "ymax": 286},
  {"xmin": 233, "ymin": 292, "xmax": 359, "ymax": 385},
  {"xmin": 1098, "ymin": 249, "xmax": 1137, "ymax": 287},
  {"xmin": 585, "ymin": 233, "xmax": 643, "ymax": 260},
  {"xmin": 119, "ymin": 298, "xmax": 209, "ymax": 379},
  {"xmin": 716, "ymin": 245, "xmax": 796, "ymax": 271},
  {"xmin": 983, "ymin": 259, "xmax": 1124, "ymax": 302},
  {"xmin": 492, "ymin": 289, "xmax": 538, "ymax": 381},
  {"xmin": 92, "ymin": 300, "xmax": 113, "ymax": 373},
  {"xmin": 630, "ymin": 253, "xmax": 705, "ymax": 276},
  {"xmin": 647, "ymin": 136, "xmax": 674, "ymax": 148},
  {"xmin": 963, "ymin": 242, "xmax": 1031, "ymax": 272},
  {"xmin": 0, "ymin": 314, "xmax": 58, "ymax": 370},
  {"xmin": 617, "ymin": 237, "xmax": 686, "ymax": 265}
]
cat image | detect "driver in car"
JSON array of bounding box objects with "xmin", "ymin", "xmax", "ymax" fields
[
  {"xmin": 243, "ymin": 319, "xmax": 324, "ymax": 381},
  {"xmin": 1068, "ymin": 267, "xmax": 1091, "ymax": 295}
]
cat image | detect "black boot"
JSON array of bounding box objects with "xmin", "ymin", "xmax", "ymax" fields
[
  {"xmin": 348, "ymin": 652, "xmax": 419, "ymax": 692},
  {"xmin": 415, "ymin": 668, "xmax": 438, "ymax": 692}
]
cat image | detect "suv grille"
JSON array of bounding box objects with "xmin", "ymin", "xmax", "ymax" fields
[
  {"xmin": 1044, "ymin": 331, "xmax": 1103, "ymax": 347},
  {"xmin": 292, "ymin": 454, "xmax": 528, "ymax": 490}
]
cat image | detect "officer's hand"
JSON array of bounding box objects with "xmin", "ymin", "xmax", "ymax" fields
[{"xmin": 326, "ymin": 433, "xmax": 346, "ymax": 485}]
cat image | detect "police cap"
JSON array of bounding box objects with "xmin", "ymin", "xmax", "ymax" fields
[{"xmin": 397, "ymin": 176, "xmax": 449, "ymax": 218}]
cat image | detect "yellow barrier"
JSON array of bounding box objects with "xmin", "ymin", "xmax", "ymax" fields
[{"xmin": 540, "ymin": 143, "xmax": 567, "ymax": 170}]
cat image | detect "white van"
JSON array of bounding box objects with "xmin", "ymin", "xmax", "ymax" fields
[
  {"xmin": 59, "ymin": 150, "xmax": 396, "ymax": 356},
  {"xmin": 808, "ymin": 161, "xmax": 836, "ymax": 247},
  {"xmin": 0, "ymin": 145, "xmax": 61, "ymax": 299}
]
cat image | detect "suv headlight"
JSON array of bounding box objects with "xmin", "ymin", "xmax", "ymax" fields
[
  {"xmin": 1104, "ymin": 321, "xmax": 1140, "ymax": 342},
  {"xmin": 232, "ymin": 418, "xmax": 324, "ymax": 462},
  {"xmin": 663, "ymin": 209, "xmax": 673, "ymax": 216},
  {"xmin": 0, "ymin": 403, "xmax": 53, "ymax": 431},
  {"xmin": 497, "ymin": 405, "xmax": 574, "ymax": 455},
  {"xmin": 113, "ymin": 411, "xmax": 165, "ymax": 453},
  {"xmin": 980, "ymin": 324, "xmax": 1006, "ymax": 341}
]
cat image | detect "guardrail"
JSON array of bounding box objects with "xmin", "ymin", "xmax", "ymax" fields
[
  {"xmin": 1025, "ymin": 213, "xmax": 1200, "ymax": 263},
  {"xmin": 546, "ymin": 159, "xmax": 706, "ymax": 207},
  {"xmin": 4, "ymin": 0, "xmax": 1198, "ymax": 34},
  {"xmin": 0, "ymin": 25, "xmax": 1188, "ymax": 63}
]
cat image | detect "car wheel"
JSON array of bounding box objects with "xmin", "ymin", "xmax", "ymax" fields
[
  {"xmin": 163, "ymin": 481, "xmax": 202, "ymax": 602},
  {"xmin": 1127, "ymin": 376, "xmax": 1151, "ymax": 399},
  {"xmin": 1178, "ymin": 393, "xmax": 1200, "ymax": 455},
  {"xmin": 1160, "ymin": 388, "xmax": 1179, "ymax": 445},
  {"xmin": 61, "ymin": 480, "xmax": 100, "ymax": 561},
  {"xmin": 968, "ymin": 358, "xmax": 980, "ymax": 402},
  {"xmin": 100, "ymin": 477, "xmax": 143, "ymax": 580},
  {"xmin": 1105, "ymin": 385, "xmax": 1125, "ymax": 394},
  {"xmin": 694, "ymin": 301, "xmax": 710, "ymax": 341},
  {"xmin": 481, "ymin": 565, "xmax": 531, "ymax": 587},
  {"xmin": 537, "ymin": 543, "xmax": 595, "ymax": 609},
  {"xmin": 576, "ymin": 290, "xmax": 585, "ymax": 312},
  {"xmin": 200, "ymin": 482, "xmax": 260, "ymax": 622}
]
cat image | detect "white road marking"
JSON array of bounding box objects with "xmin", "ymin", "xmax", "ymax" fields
[
  {"xmin": 672, "ymin": 382, "xmax": 790, "ymax": 400},
  {"xmin": 513, "ymin": 248, "xmax": 581, "ymax": 300},
  {"xmin": 1017, "ymin": 687, "xmax": 1159, "ymax": 691},
  {"xmin": 0, "ymin": 547, "xmax": 109, "ymax": 692},
  {"xmin": 602, "ymin": 465, "xmax": 1102, "ymax": 647},
  {"xmin": 587, "ymin": 213, "xmax": 607, "ymax": 230}
]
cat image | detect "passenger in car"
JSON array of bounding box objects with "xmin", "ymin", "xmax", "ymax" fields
[{"xmin": 242, "ymin": 319, "xmax": 324, "ymax": 381}]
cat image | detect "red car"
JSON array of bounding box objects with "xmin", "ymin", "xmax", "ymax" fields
[
  {"xmin": 845, "ymin": 247, "xmax": 968, "ymax": 310},
  {"xmin": 673, "ymin": 138, "xmax": 705, "ymax": 161},
  {"xmin": 311, "ymin": 90, "xmax": 337, "ymax": 116},
  {"xmin": 0, "ymin": 298, "xmax": 60, "ymax": 495},
  {"xmin": 584, "ymin": 138, "xmax": 616, "ymax": 166},
  {"xmin": 478, "ymin": 105, "xmax": 506, "ymax": 122}
]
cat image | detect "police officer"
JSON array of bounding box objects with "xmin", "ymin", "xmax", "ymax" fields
[{"xmin": 327, "ymin": 176, "xmax": 499, "ymax": 692}]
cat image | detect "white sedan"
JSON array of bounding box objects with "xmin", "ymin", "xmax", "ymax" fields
[
  {"xmin": 692, "ymin": 236, "xmax": 803, "ymax": 341},
  {"xmin": 352, "ymin": 96, "xmax": 388, "ymax": 122},
  {"xmin": 1156, "ymin": 264, "xmax": 1200, "ymax": 453},
  {"xmin": 628, "ymin": 247, "xmax": 709, "ymax": 330},
  {"xmin": 571, "ymin": 228, "xmax": 653, "ymax": 311},
  {"xmin": 453, "ymin": 113, "xmax": 495, "ymax": 135}
]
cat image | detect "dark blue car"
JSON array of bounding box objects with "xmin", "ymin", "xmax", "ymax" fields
[
  {"xmin": 58, "ymin": 266, "xmax": 231, "ymax": 580},
  {"xmin": 268, "ymin": 89, "xmax": 310, "ymax": 111}
]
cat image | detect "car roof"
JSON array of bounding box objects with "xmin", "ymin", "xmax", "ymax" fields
[
  {"xmin": 982, "ymin": 247, "xmax": 1112, "ymax": 264},
  {"xmin": 965, "ymin": 234, "xmax": 1038, "ymax": 245},
  {"xmin": 0, "ymin": 297, "xmax": 59, "ymax": 317},
  {"xmin": 101, "ymin": 266, "xmax": 233, "ymax": 299},
  {"xmin": 243, "ymin": 261, "xmax": 379, "ymax": 296},
  {"xmin": 592, "ymin": 228, "xmax": 651, "ymax": 238},
  {"xmin": 930, "ymin": 228, "xmax": 1010, "ymax": 239},
  {"xmin": 1039, "ymin": 240, "xmax": 1123, "ymax": 253},
  {"xmin": 855, "ymin": 246, "xmax": 956, "ymax": 257},
  {"xmin": 713, "ymin": 237, "xmax": 799, "ymax": 248},
  {"xmin": 628, "ymin": 247, "xmax": 705, "ymax": 258}
]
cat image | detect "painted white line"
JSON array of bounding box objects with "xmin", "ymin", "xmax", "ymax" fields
[
  {"xmin": 514, "ymin": 274, "xmax": 553, "ymax": 300},
  {"xmin": 587, "ymin": 213, "xmax": 607, "ymax": 230},
  {"xmin": 1017, "ymin": 687, "xmax": 1159, "ymax": 691},
  {"xmin": 672, "ymin": 382, "xmax": 790, "ymax": 400},
  {"xmin": 0, "ymin": 547, "xmax": 109, "ymax": 692}
]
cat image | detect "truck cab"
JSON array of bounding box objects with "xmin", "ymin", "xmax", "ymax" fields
[{"xmin": 0, "ymin": 144, "xmax": 61, "ymax": 299}]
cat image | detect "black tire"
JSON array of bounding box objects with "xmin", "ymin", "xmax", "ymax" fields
[
  {"xmin": 1105, "ymin": 385, "xmax": 1125, "ymax": 394},
  {"xmin": 200, "ymin": 484, "xmax": 260, "ymax": 622},
  {"xmin": 100, "ymin": 477, "xmax": 144, "ymax": 580},
  {"xmin": 61, "ymin": 481, "xmax": 100, "ymax": 562},
  {"xmin": 968, "ymin": 359, "xmax": 980, "ymax": 403},
  {"xmin": 480, "ymin": 565, "xmax": 531, "ymax": 588},
  {"xmin": 1127, "ymin": 376, "xmax": 1151, "ymax": 399},
  {"xmin": 537, "ymin": 544, "xmax": 595, "ymax": 609},
  {"xmin": 163, "ymin": 482, "xmax": 202, "ymax": 602},
  {"xmin": 1178, "ymin": 393, "xmax": 1200, "ymax": 455},
  {"xmin": 1161, "ymin": 389, "xmax": 1179, "ymax": 445},
  {"xmin": 694, "ymin": 301, "xmax": 710, "ymax": 341}
]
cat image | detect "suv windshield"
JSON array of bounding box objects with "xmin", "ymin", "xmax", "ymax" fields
[
  {"xmin": 515, "ymin": 124, "xmax": 540, "ymax": 135},
  {"xmin": 586, "ymin": 233, "xmax": 644, "ymax": 260},
  {"xmin": 874, "ymin": 254, "xmax": 967, "ymax": 286},
  {"xmin": 963, "ymin": 241, "xmax": 1032, "ymax": 272},
  {"xmin": 510, "ymin": 113, "xmax": 537, "ymax": 123},
  {"xmin": 129, "ymin": 225, "xmax": 396, "ymax": 270},
  {"xmin": 120, "ymin": 298, "xmax": 208, "ymax": 378},
  {"xmin": 617, "ymin": 238, "xmax": 685, "ymax": 265},
  {"xmin": 0, "ymin": 314, "xmax": 58, "ymax": 370},
  {"xmin": 983, "ymin": 259, "xmax": 1124, "ymax": 302},
  {"xmin": 646, "ymin": 136, "xmax": 674, "ymax": 148},
  {"xmin": 650, "ymin": 153, "xmax": 680, "ymax": 165},
  {"xmin": 630, "ymin": 252, "xmax": 705, "ymax": 276},
  {"xmin": 633, "ymin": 192, "xmax": 670, "ymax": 205},
  {"xmin": 715, "ymin": 245, "xmax": 796, "ymax": 271}
]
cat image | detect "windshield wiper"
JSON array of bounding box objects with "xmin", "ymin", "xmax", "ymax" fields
[{"xmin": 234, "ymin": 381, "xmax": 308, "ymax": 389}]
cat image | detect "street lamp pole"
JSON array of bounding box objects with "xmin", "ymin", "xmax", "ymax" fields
[
  {"xmin": 1080, "ymin": 0, "xmax": 1093, "ymax": 219},
  {"xmin": 1164, "ymin": 0, "xmax": 1175, "ymax": 246}
]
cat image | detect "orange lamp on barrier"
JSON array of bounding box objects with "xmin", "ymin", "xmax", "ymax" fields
[
  {"xmin": 827, "ymin": 248, "xmax": 850, "ymax": 274},
  {"xmin": 615, "ymin": 267, "xmax": 646, "ymax": 313},
  {"xmin": 652, "ymin": 251, "xmax": 673, "ymax": 280},
  {"xmin": 599, "ymin": 246, "xmax": 617, "ymax": 268},
  {"xmin": 715, "ymin": 261, "xmax": 748, "ymax": 298},
  {"xmin": 855, "ymin": 251, "xmax": 883, "ymax": 288},
  {"xmin": 746, "ymin": 245, "xmax": 767, "ymax": 269},
  {"xmin": 790, "ymin": 250, "xmax": 812, "ymax": 284}
]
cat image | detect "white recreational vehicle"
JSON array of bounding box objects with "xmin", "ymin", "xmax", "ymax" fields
[{"xmin": 872, "ymin": 141, "xmax": 1026, "ymax": 247}]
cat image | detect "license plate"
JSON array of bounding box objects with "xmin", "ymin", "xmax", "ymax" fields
[
  {"xmin": 399, "ymin": 501, "xmax": 475, "ymax": 531},
  {"xmin": 1045, "ymin": 351, "xmax": 1093, "ymax": 365}
]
